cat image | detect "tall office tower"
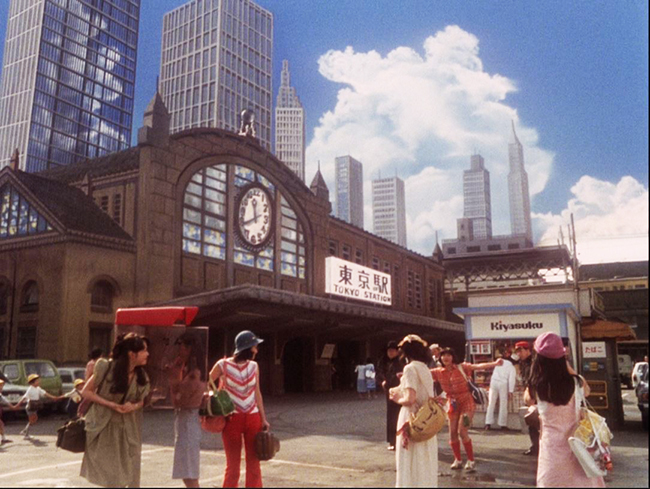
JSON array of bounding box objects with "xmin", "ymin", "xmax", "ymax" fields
[
  {"xmin": 274, "ymin": 60, "xmax": 305, "ymax": 181},
  {"xmin": 372, "ymin": 176, "xmax": 407, "ymax": 247},
  {"xmin": 463, "ymin": 153, "xmax": 492, "ymax": 240},
  {"xmin": 335, "ymin": 155, "xmax": 363, "ymax": 228},
  {"xmin": 160, "ymin": 0, "xmax": 273, "ymax": 150},
  {"xmin": 0, "ymin": 0, "xmax": 141, "ymax": 172},
  {"xmin": 508, "ymin": 122, "xmax": 533, "ymax": 241}
]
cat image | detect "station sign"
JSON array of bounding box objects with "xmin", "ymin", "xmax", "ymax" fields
[{"xmin": 325, "ymin": 256, "xmax": 392, "ymax": 306}]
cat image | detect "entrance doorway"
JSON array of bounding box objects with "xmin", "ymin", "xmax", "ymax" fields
[
  {"xmin": 333, "ymin": 341, "xmax": 360, "ymax": 391},
  {"xmin": 283, "ymin": 337, "xmax": 308, "ymax": 393}
]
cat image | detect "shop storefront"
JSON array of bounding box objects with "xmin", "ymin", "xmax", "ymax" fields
[{"xmin": 454, "ymin": 285, "xmax": 593, "ymax": 428}]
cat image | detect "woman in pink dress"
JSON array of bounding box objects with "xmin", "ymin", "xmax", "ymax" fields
[{"xmin": 525, "ymin": 332, "xmax": 605, "ymax": 488}]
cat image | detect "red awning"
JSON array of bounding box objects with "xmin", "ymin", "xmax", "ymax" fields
[{"xmin": 115, "ymin": 307, "xmax": 199, "ymax": 327}]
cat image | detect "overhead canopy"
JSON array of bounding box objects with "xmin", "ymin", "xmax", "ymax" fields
[
  {"xmin": 581, "ymin": 319, "xmax": 637, "ymax": 341},
  {"xmin": 115, "ymin": 307, "xmax": 199, "ymax": 327},
  {"xmin": 154, "ymin": 284, "xmax": 465, "ymax": 345}
]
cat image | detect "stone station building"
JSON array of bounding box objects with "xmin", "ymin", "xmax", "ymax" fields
[{"xmin": 0, "ymin": 93, "xmax": 463, "ymax": 394}]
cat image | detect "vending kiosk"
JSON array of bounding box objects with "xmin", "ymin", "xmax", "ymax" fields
[{"xmin": 454, "ymin": 285, "xmax": 588, "ymax": 429}]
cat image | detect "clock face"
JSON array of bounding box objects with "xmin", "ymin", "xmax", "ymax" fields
[{"xmin": 236, "ymin": 184, "xmax": 273, "ymax": 249}]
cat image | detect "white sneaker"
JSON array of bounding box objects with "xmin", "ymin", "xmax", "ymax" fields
[
  {"xmin": 450, "ymin": 459, "xmax": 463, "ymax": 470},
  {"xmin": 464, "ymin": 460, "xmax": 476, "ymax": 472}
]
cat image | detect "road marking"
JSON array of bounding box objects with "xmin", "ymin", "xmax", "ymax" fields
[
  {"xmin": 202, "ymin": 450, "xmax": 364, "ymax": 473},
  {"xmin": 0, "ymin": 447, "xmax": 172, "ymax": 479}
]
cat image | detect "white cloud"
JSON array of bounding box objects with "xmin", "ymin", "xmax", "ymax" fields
[
  {"xmin": 534, "ymin": 176, "xmax": 649, "ymax": 264},
  {"xmin": 306, "ymin": 26, "xmax": 554, "ymax": 254}
]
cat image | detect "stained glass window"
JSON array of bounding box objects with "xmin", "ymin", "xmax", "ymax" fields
[
  {"xmin": 0, "ymin": 184, "xmax": 53, "ymax": 239},
  {"xmin": 280, "ymin": 196, "xmax": 305, "ymax": 278},
  {"xmin": 182, "ymin": 164, "xmax": 227, "ymax": 258}
]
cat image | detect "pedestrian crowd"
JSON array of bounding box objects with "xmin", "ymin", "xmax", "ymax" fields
[{"xmin": 0, "ymin": 330, "xmax": 607, "ymax": 488}]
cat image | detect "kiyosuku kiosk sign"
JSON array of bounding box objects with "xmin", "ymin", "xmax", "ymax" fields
[
  {"xmin": 470, "ymin": 313, "xmax": 561, "ymax": 339},
  {"xmin": 325, "ymin": 256, "xmax": 392, "ymax": 305}
]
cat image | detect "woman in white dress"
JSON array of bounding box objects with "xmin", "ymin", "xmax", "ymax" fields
[{"xmin": 389, "ymin": 334, "xmax": 439, "ymax": 488}]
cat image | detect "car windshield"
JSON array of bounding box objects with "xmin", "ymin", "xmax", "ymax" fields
[
  {"xmin": 25, "ymin": 362, "xmax": 57, "ymax": 378},
  {"xmin": 60, "ymin": 373, "xmax": 73, "ymax": 383},
  {"xmin": 2, "ymin": 364, "xmax": 19, "ymax": 381},
  {"xmin": 74, "ymin": 370, "xmax": 86, "ymax": 380}
]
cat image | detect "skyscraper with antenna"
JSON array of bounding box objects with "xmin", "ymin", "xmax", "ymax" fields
[
  {"xmin": 508, "ymin": 121, "xmax": 533, "ymax": 241},
  {"xmin": 274, "ymin": 60, "xmax": 305, "ymax": 181}
]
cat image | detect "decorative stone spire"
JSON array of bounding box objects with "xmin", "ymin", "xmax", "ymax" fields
[
  {"xmin": 432, "ymin": 231, "xmax": 444, "ymax": 263},
  {"xmin": 309, "ymin": 162, "xmax": 329, "ymax": 202},
  {"xmin": 509, "ymin": 120, "xmax": 520, "ymax": 145},
  {"xmin": 137, "ymin": 89, "xmax": 170, "ymax": 147}
]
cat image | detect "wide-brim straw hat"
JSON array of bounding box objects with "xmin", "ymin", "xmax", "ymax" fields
[{"xmin": 398, "ymin": 334, "xmax": 428, "ymax": 348}]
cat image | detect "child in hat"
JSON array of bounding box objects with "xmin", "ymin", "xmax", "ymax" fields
[
  {"xmin": 62, "ymin": 378, "xmax": 85, "ymax": 419},
  {"xmin": 0, "ymin": 379, "xmax": 15, "ymax": 444},
  {"xmin": 16, "ymin": 374, "xmax": 62, "ymax": 439}
]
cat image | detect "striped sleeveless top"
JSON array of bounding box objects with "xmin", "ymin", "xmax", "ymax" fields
[{"xmin": 217, "ymin": 358, "xmax": 259, "ymax": 414}]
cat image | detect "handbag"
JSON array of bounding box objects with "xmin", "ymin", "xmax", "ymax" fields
[
  {"xmin": 407, "ymin": 366, "xmax": 446, "ymax": 442},
  {"xmin": 568, "ymin": 378, "xmax": 613, "ymax": 478},
  {"xmin": 524, "ymin": 405, "xmax": 540, "ymax": 431},
  {"xmin": 56, "ymin": 418, "xmax": 86, "ymax": 453},
  {"xmin": 457, "ymin": 364, "xmax": 488, "ymax": 405},
  {"xmin": 55, "ymin": 363, "xmax": 116, "ymax": 453},
  {"xmin": 255, "ymin": 429, "xmax": 281, "ymax": 461},
  {"xmin": 199, "ymin": 378, "xmax": 235, "ymax": 433}
]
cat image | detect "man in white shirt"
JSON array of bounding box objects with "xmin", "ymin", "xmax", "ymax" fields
[{"xmin": 485, "ymin": 352, "xmax": 516, "ymax": 430}]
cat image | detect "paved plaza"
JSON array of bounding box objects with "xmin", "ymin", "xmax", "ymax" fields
[{"xmin": 0, "ymin": 390, "xmax": 647, "ymax": 487}]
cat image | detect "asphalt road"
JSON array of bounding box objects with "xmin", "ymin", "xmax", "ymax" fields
[{"xmin": 0, "ymin": 390, "xmax": 647, "ymax": 487}]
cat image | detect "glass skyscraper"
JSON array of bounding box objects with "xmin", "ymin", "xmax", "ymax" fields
[
  {"xmin": 463, "ymin": 153, "xmax": 492, "ymax": 240},
  {"xmin": 159, "ymin": 0, "xmax": 273, "ymax": 150},
  {"xmin": 372, "ymin": 176, "xmax": 407, "ymax": 247},
  {"xmin": 275, "ymin": 60, "xmax": 305, "ymax": 181},
  {"xmin": 0, "ymin": 0, "xmax": 140, "ymax": 172},
  {"xmin": 335, "ymin": 155, "xmax": 364, "ymax": 228},
  {"xmin": 508, "ymin": 121, "xmax": 533, "ymax": 241}
]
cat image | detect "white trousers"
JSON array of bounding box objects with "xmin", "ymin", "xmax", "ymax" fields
[{"xmin": 485, "ymin": 381, "xmax": 509, "ymax": 427}]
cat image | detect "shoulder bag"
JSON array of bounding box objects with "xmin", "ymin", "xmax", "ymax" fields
[
  {"xmin": 407, "ymin": 365, "xmax": 446, "ymax": 442},
  {"xmin": 568, "ymin": 378, "xmax": 613, "ymax": 478},
  {"xmin": 56, "ymin": 363, "xmax": 114, "ymax": 453},
  {"xmin": 200, "ymin": 377, "xmax": 236, "ymax": 433},
  {"xmin": 457, "ymin": 364, "xmax": 488, "ymax": 405}
]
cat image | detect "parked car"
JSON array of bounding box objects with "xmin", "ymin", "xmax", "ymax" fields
[
  {"xmin": 632, "ymin": 361, "xmax": 648, "ymax": 389},
  {"xmin": 0, "ymin": 371, "xmax": 28, "ymax": 406},
  {"xmin": 618, "ymin": 354, "xmax": 634, "ymax": 388},
  {"xmin": 636, "ymin": 368, "xmax": 648, "ymax": 431},
  {"xmin": 0, "ymin": 359, "xmax": 63, "ymax": 412},
  {"xmin": 58, "ymin": 366, "xmax": 86, "ymax": 393}
]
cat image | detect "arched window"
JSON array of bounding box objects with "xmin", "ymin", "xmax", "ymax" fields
[
  {"xmin": 91, "ymin": 281, "xmax": 114, "ymax": 312},
  {"xmin": 181, "ymin": 163, "xmax": 306, "ymax": 279},
  {"xmin": 20, "ymin": 281, "xmax": 39, "ymax": 312}
]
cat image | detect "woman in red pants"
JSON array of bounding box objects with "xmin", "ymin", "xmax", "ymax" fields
[{"xmin": 210, "ymin": 330, "xmax": 270, "ymax": 488}]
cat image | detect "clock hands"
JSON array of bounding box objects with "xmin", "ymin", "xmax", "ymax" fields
[{"xmin": 242, "ymin": 199, "xmax": 259, "ymax": 225}]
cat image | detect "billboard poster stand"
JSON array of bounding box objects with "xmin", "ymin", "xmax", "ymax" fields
[{"xmin": 114, "ymin": 307, "xmax": 208, "ymax": 409}]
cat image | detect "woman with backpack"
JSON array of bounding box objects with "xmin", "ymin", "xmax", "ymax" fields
[{"xmin": 388, "ymin": 334, "xmax": 439, "ymax": 487}]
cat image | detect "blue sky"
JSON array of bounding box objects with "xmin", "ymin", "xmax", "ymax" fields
[{"xmin": 0, "ymin": 0, "xmax": 647, "ymax": 263}]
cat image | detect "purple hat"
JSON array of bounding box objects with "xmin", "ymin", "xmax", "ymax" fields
[{"xmin": 533, "ymin": 332, "xmax": 566, "ymax": 359}]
